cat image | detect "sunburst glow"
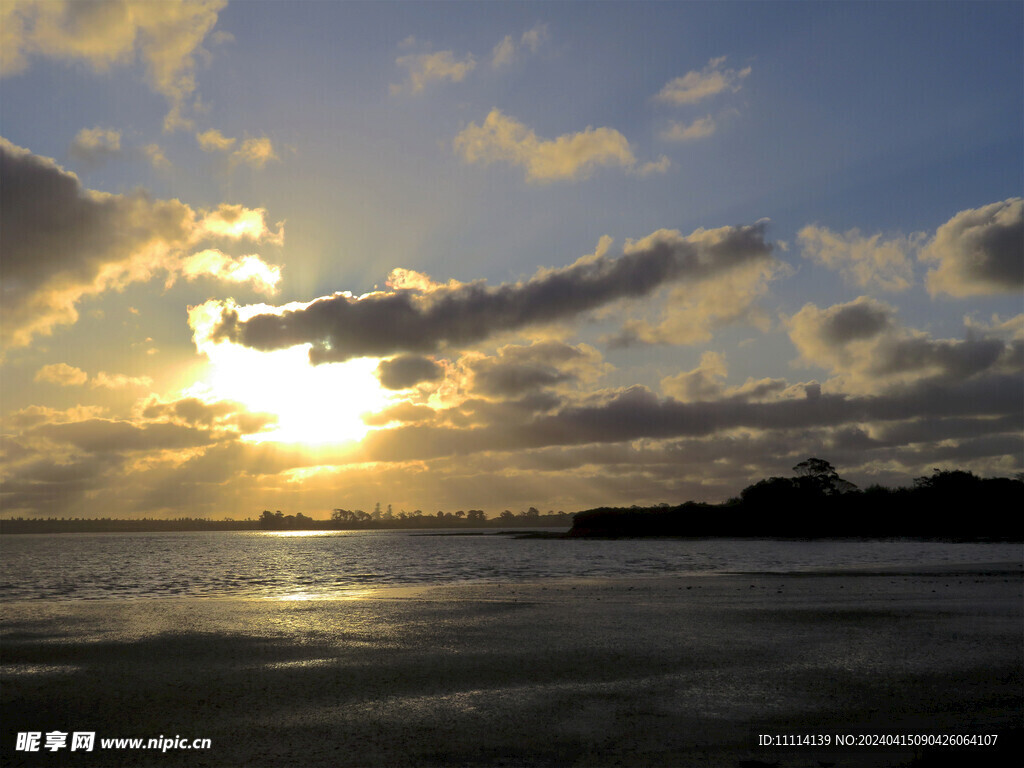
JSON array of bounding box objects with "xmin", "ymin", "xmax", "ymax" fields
[{"xmin": 194, "ymin": 342, "xmax": 394, "ymax": 445}]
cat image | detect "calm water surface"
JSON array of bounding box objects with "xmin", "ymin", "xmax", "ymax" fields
[{"xmin": 1, "ymin": 530, "xmax": 1019, "ymax": 600}]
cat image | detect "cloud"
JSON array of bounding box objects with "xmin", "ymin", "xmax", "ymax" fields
[
  {"xmin": 798, "ymin": 225, "xmax": 918, "ymax": 292},
  {"xmin": 788, "ymin": 296, "xmax": 1015, "ymax": 394},
  {"xmin": 179, "ymin": 249, "xmax": 281, "ymax": 294},
  {"xmin": 196, "ymin": 128, "xmax": 236, "ymax": 152},
  {"xmin": 196, "ymin": 129, "xmax": 277, "ymax": 169},
  {"xmin": 391, "ymin": 49, "xmax": 476, "ymax": 94},
  {"xmin": 520, "ymin": 23, "xmax": 549, "ymax": 54},
  {"xmin": 0, "ymin": 137, "xmax": 283, "ymax": 349},
  {"xmin": 140, "ymin": 395, "xmax": 275, "ymax": 434},
  {"xmin": 607, "ymin": 224, "xmax": 782, "ymax": 347},
  {"xmin": 33, "ymin": 364, "xmax": 153, "ymax": 389},
  {"xmin": 465, "ymin": 342, "xmax": 606, "ymax": 399},
  {"xmin": 206, "ymin": 221, "xmax": 774, "ymax": 363},
  {"xmin": 70, "ymin": 126, "xmax": 121, "ymax": 161},
  {"xmin": 358, "ymin": 371, "xmax": 1022, "ymax": 464},
  {"xmin": 376, "ymin": 354, "xmax": 445, "ymax": 390},
  {"xmin": 491, "ymin": 36, "xmax": 516, "ymax": 68},
  {"xmin": 660, "ymin": 351, "xmax": 801, "ymax": 403},
  {"xmin": 233, "ymin": 136, "xmax": 277, "ymax": 168},
  {"xmin": 31, "ymin": 418, "xmax": 217, "ymax": 454},
  {"xmin": 143, "ymin": 143, "xmax": 170, "ymax": 169},
  {"xmin": 655, "ymin": 57, "xmax": 751, "ymax": 105},
  {"xmin": 491, "ymin": 23, "xmax": 548, "ymax": 68},
  {"xmin": 661, "ymin": 116, "xmax": 716, "ymax": 142},
  {"xmin": 454, "ymin": 109, "xmax": 669, "ymax": 182},
  {"xmin": 919, "ymin": 198, "xmax": 1023, "ymax": 296},
  {"xmin": 1, "ymin": 0, "xmax": 227, "ymax": 131},
  {"xmin": 90, "ymin": 371, "xmax": 153, "ymax": 390},
  {"xmin": 34, "ymin": 363, "xmax": 88, "ymax": 386}
]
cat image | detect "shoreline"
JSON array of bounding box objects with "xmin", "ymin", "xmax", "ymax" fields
[{"xmin": 3, "ymin": 567, "xmax": 1021, "ymax": 767}]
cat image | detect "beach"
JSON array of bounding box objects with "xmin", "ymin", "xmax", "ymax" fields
[{"xmin": 2, "ymin": 564, "xmax": 1021, "ymax": 768}]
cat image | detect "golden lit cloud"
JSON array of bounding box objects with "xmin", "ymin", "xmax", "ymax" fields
[
  {"xmin": 0, "ymin": 138, "xmax": 283, "ymax": 349},
  {"xmin": 34, "ymin": 363, "xmax": 88, "ymax": 386},
  {"xmin": 232, "ymin": 136, "xmax": 277, "ymax": 169},
  {"xmin": 70, "ymin": 126, "xmax": 121, "ymax": 159},
  {"xmin": 491, "ymin": 23, "xmax": 548, "ymax": 68},
  {"xmin": 196, "ymin": 128, "xmax": 236, "ymax": 152},
  {"xmin": 608, "ymin": 225, "xmax": 782, "ymax": 347},
  {"xmin": 179, "ymin": 249, "xmax": 281, "ymax": 294},
  {"xmin": 655, "ymin": 56, "xmax": 751, "ymax": 105},
  {"xmin": 787, "ymin": 297, "xmax": 1014, "ymax": 395},
  {"xmin": 661, "ymin": 116, "xmax": 716, "ymax": 141},
  {"xmin": 196, "ymin": 129, "xmax": 277, "ymax": 169},
  {"xmin": 454, "ymin": 109, "xmax": 669, "ymax": 182},
  {"xmin": 798, "ymin": 224, "xmax": 918, "ymax": 292},
  {"xmin": 920, "ymin": 198, "xmax": 1023, "ymax": 297},
  {"xmin": 90, "ymin": 372, "xmax": 154, "ymax": 390},
  {"xmin": 391, "ymin": 49, "xmax": 476, "ymax": 94},
  {"xmin": 491, "ymin": 36, "xmax": 516, "ymax": 68},
  {"xmin": 143, "ymin": 142, "xmax": 170, "ymax": 169},
  {"xmin": 1, "ymin": 0, "xmax": 226, "ymax": 131}
]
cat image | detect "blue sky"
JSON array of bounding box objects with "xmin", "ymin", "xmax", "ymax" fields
[{"xmin": 1, "ymin": 1, "xmax": 1021, "ymax": 518}]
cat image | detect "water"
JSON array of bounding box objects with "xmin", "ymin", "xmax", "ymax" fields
[{"xmin": 0, "ymin": 529, "xmax": 1019, "ymax": 601}]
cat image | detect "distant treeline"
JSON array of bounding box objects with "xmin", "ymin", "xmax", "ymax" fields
[
  {"xmin": 258, "ymin": 507, "xmax": 574, "ymax": 531},
  {"xmin": 0, "ymin": 517, "xmax": 259, "ymax": 535},
  {"xmin": 570, "ymin": 460, "xmax": 1024, "ymax": 540},
  {"xmin": 0, "ymin": 507, "xmax": 575, "ymax": 535}
]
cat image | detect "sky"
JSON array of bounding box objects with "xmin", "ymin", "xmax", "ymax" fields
[{"xmin": 1, "ymin": 1, "xmax": 1021, "ymax": 519}]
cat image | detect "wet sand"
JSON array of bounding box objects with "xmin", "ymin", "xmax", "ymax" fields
[{"xmin": 2, "ymin": 565, "xmax": 1021, "ymax": 767}]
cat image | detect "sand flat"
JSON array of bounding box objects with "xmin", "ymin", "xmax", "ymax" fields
[{"xmin": 2, "ymin": 567, "xmax": 1021, "ymax": 767}]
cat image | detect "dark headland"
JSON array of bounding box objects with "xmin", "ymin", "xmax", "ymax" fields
[{"xmin": 569, "ymin": 461, "xmax": 1023, "ymax": 540}]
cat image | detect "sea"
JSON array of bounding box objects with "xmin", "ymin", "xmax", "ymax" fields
[
  {"xmin": 4, "ymin": 532, "xmax": 1019, "ymax": 606},
  {"xmin": 1, "ymin": 530, "xmax": 1021, "ymax": 601}
]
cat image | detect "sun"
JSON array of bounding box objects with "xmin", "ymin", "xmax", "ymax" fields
[{"xmin": 196, "ymin": 342, "xmax": 394, "ymax": 445}]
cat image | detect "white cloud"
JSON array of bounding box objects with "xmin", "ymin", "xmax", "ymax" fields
[
  {"xmin": 454, "ymin": 109, "xmax": 668, "ymax": 183},
  {"xmin": 391, "ymin": 49, "xmax": 476, "ymax": 94},
  {"xmin": 34, "ymin": 362, "xmax": 88, "ymax": 386},
  {"xmin": 1, "ymin": 0, "xmax": 227, "ymax": 131},
  {"xmin": 919, "ymin": 197, "xmax": 1023, "ymax": 297},
  {"xmin": 798, "ymin": 224, "xmax": 918, "ymax": 292},
  {"xmin": 661, "ymin": 116, "xmax": 716, "ymax": 142},
  {"xmin": 655, "ymin": 57, "xmax": 751, "ymax": 105}
]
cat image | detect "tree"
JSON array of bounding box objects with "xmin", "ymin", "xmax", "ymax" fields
[{"xmin": 792, "ymin": 457, "xmax": 857, "ymax": 495}]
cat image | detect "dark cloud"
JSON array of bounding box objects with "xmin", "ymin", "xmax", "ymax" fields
[
  {"xmin": 467, "ymin": 341, "xmax": 600, "ymax": 398},
  {"xmin": 211, "ymin": 223, "xmax": 774, "ymax": 362},
  {"xmin": 359, "ymin": 372, "xmax": 1023, "ymax": 462},
  {"xmin": 0, "ymin": 137, "xmax": 281, "ymax": 349},
  {"xmin": 375, "ymin": 354, "xmax": 444, "ymax": 389},
  {"xmin": 921, "ymin": 198, "xmax": 1023, "ymax": 296},
  {"xmin": 812, "ymin": 298, "xmax": 892, "ymax": 345},
  {"xmin": 140, "ymin": 396, "xmax": 276, "ymax": 433},
  {"xmin": 32, "ymin": 419, "xmax": 216, "ymax": 454}
]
